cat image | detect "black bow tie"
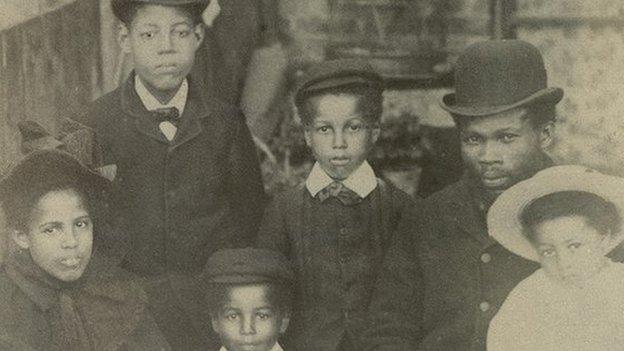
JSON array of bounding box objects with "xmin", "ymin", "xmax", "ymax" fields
[
  {"xmin": 153, "ymin": 107, "xmax": 180, "ymax": 127},
  {"xmin": 316, "ymin": 181, "xmax": 363, "ymax": 206}
]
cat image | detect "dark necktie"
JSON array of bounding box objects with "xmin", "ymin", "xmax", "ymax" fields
[
  {"xmin": 153, "ymin": 107, "xmax": 180, "ymax": 127},
  {"xmin": 317, "ymin": 181, "xmax": 363, "ymax": 206}
]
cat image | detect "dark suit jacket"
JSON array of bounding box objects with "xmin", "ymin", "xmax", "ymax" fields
[
  {"xmin": 89, "ymin": 73, "xmax": 265, "ymax": 276},
  {"xmin": 258, "ymin": 180, "xmax": 415, "ymax": 351}
]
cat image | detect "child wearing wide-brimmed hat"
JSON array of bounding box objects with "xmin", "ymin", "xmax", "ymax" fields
[{"xmin": 487, "ymin": 165, "xmax": 624, "ymax": 351}]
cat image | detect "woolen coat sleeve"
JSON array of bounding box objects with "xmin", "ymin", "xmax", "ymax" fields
[
  {"xmin": 227, "ymin": 111, "xmax": 266, "ymax": 243},
  {"xmin": 256, "ymin": 191, "xmax": 291, "ymax": 255},
  {"xmin": 125, "ymin": 310, "xmax": 173, "ymax": 351},
  {"xmin": 362, "ymin": 208, "xmax": 425, "ymax": 351}
]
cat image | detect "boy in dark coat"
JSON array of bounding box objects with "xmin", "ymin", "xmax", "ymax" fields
[
  {"xmin": 89, "ymin": 0, "xmax": 265, "ymax": 348},
  {"xmin": 256, "ymin": 59, "xmax": 415, "ymax": 351},
  {"xmin": 0, "ymin": 150, "xmax": 170, "ymax": 351}
]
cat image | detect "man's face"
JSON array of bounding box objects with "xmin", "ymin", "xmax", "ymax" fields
[
  {"xmin": 119, "ymin": 4, "xmax": 204, "ymax": 92},
  {"xmin": 458, "ymin": 108, "xmax": 552, "ymax": 196},
  {"xmin": 303, "ymin": 94, "xmax": 380, "ymax": 180}
]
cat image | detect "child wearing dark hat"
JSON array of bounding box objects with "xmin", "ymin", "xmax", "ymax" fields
[
  {"xmin": 0, "ymin": 149, "xmax": 170, "ymax": 350},
  {"xmin": 89, "ymin": 0, "xmax": 265, "ymax": 348},
  {"xmin": 204, "ymin": 248, "xmax": 294, "ymax": 351},
  {"xmin": 256, "ymin": 59, "xmax": 415, "ymax": 351}
]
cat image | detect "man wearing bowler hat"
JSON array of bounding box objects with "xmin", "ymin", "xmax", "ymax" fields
[{"xmin": 363, "ymin": 40, "xmax": 565, "ymax": 350}]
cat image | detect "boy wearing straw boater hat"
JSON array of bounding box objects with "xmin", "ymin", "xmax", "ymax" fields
[
  {"xmin": 363, "ymin": 40, "xmax": 607, "ymax": 350},
  {"xmin": 87, "ymin": 0, "xmax": 265, "ymax": 348},
  {"xmin": 487, "ymin": 165, "xmax": 624, "ymax": 351}
]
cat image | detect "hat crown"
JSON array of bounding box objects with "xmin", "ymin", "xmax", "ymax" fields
[
  {"xmin": 295, "ymin": 59, "xmax": 383, "ymax": 106},
  {"xmin": 454, "ymin": 40, "xmax": 547, "ymax": 109},
  {"xmin": 205, "ymin": 248, "xmax": 294, "ymax": 284},
  {"xmin": 0, "ymin": 150, "xmax": 109, "ymax": 203}
]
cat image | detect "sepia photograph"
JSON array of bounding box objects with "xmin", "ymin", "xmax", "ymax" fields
[{"xmin": 1, "ymin": 0, "xmax": 624, "ymax": 350}]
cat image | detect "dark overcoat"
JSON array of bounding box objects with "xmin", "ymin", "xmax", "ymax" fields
[
  {"xmin": 0, "ymin": 253, "xmax": 170, "ymax": 351},
  {"xmin": 89, "ymin": 73, "xmax": 265, "ymax": 276},
  {"xmin": 365, "ymin": 176, "xmax": 624, "ymax": 351},
  {"xmin": 257, "ymin": 180, "xmax": 414, "ymax": 351}
]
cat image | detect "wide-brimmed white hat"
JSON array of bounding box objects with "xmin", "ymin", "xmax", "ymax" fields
[{"xmin": 488, "ymin": 165, "xmax": 624, "ymax": 262}]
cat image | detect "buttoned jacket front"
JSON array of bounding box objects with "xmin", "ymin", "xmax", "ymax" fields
[
  {"xmin": 365, "ymin": 177, "xmax": 539, "ymax": 351},
  {"xmin": 89, "ymin": 73, "xmax": 265, "ymax": 276}
]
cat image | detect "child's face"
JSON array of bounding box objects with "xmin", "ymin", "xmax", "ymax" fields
[
  {"xmin": 304, "ymin": 94, "xmax": 380, "ymax": 180},
  {"xmin": 212, "ymin": 284, "xmax": 289, "ymax": 351},
  {"xmin": 12, "ymin": 189, "xmax": 93, "ymax": 282},
  {"xmin": 531, "ymin": 215, "xmax": 609, "ymax": 287},
  {"xmin": 119, "ymin": 5, "xmax": 203, "ymax": 93}
]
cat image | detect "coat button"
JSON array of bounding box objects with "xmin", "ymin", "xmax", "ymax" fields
[
  {"xmin": 479, "ymin": 301, "xmax": 490, "ymax": 312},
  {"xmin": 340, "ymin": 228, "xmax": 348, "ymax": 235},
  {"xmin": 481, "ymin": 253, "xmax": 492, "ymax": 263}
]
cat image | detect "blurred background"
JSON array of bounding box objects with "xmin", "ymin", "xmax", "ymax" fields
[{"xmin": 1, "ymin": 0, "xmax": 624, "ymax": 198}]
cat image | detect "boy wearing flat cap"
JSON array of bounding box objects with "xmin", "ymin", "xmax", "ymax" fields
[
  {"xmin": 87, "ymin": 0, "xmax": 265, "ymax": 349},
  {"xmin": 362, "ymin": 40, "xmax": 624, "ymax": 350},
  {"xmin": 257, "ymin": 59, "xmax": 415, "ymax": 351},
  {"xmin": 204, "ymin": 248, "xmax": 294, "ymax": 351}
]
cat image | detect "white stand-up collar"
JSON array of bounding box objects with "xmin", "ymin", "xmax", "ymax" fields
[
  {"xmin": 134, "ymin": 75, "xmax": 188, "ymax": 116},
  {"xmin": 306, "ymin": 161, "xmax": 378, "ymax": 199}
]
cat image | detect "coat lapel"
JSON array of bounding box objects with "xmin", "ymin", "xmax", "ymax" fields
[
  {"xmin": 169, "ymin": 78, "xmax": 211, "ymax": 150},
  {"xmin": 120, "ymin": 74, "xmax": 169, "ymax": 144},
  {"xmin": 119, "ymin": 73, "xmax": 212, "ymax": 148},
  {"xmin": 441, "ymin": 177, "xmax": 496, "ymax": 249}
]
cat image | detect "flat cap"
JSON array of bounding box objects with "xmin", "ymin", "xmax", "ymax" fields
[
  {"xmin": 204, "ymin": 248, "xmax": 294, "ymax": 284},
  {"xmin": 294, "ymin": 59, "xmax": 384, "ymax": 107},
  {"xmin": 112, "ymin": 0, "xmax": 209, "ymax": 22}
]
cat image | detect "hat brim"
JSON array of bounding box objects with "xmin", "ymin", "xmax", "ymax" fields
[
  {"xmin": 112, "ymin": 0, "xmax": 209, "ymax": 21},
  {"xmin": 207, "ymin": 274, "xmax": 281, "ymax": 285},
  {"xmin": 488, "ymin": 166, "xmax": 624, "ymax": 262},
  {"xmin": 0, "ymin": 149, "xmax": 110, "ymax": 202},
  {"xmin": 440, "ymin": 87, "xmax": 563, "ymax": 117}
]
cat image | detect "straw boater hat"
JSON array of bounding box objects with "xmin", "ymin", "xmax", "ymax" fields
[
  {"xmin": 440, "ymin": 40, "xmax": 563, "ymax": 117},
  {"xmin": 488, "ymin": 165, "xmax": 624, "ymax": 262}
]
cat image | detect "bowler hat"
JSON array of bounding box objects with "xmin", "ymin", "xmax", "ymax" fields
[
  {"xmin": 488, "ymin": 165, "xmax": 624, "ymax": 262},
  {"xmin": 112, "ymin": 0, "xmax": 209, "ymax": 22},
  {"xmin": 204, "ymin": 247, "xmax": 294, "ymax": 284},
  {"xmin": 295, "ymin": 59, "xmax": 384, "ymax": 108},
  {"xmin": 441, "ymin": 40, "xmax": 563, "ymax": 117},
  {"xmin": 0, "ymin": 149, "xmax": 110, "ymax": 207}
]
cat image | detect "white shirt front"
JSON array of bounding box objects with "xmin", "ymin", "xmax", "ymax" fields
[
  {"xmin": 219, "ymin": 343, "xmax": 283, "ymax": 351},
  {"xmin": 134, "ymin": 75, "xmax": 188, "ymax": 141},
  {"xmin": 305, "ymin": 161, "xmax": 378, "ymax": 199},
  {"xmin": 487, "ymin": 260, "xmax": 624, "ymax": 351}
]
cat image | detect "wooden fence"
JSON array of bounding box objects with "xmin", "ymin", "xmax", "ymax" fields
[{"xmin": 0, "ymin": 0, "xmax": 102, "ymax": 173}]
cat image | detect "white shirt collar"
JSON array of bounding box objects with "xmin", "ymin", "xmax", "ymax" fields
[
  {"xmin": 219, "ymin": 343, "xmax": 283, "ymax": 351},
  {"xmin": 134, "ymin": 75, "xmax": 188, "ymax": 115},
  {"xmin": 306, "ymin": 161, "xmax": 378, "ymax": 199}
]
